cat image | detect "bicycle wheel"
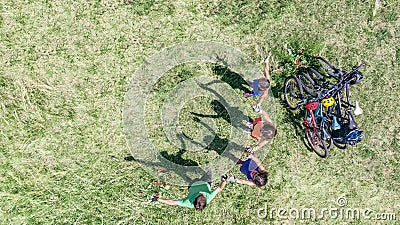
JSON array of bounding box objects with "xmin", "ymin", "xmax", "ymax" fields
[
  {"xmin": 305, "ymin": 127, "xmax": 329, "ymax": 158},
  {"xmin": 284, "ymin": 76, "xmax": 304, "ymax": 110},
  {"xmin": 321, "ymin": 120, "xmax": 333, "ymax": 150}
]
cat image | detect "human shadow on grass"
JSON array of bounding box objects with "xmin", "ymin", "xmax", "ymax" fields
[
  {"xmin": 162, "ymin": 117, "xmax": 242, "ymax": 164},
  {"xmin": 195, "ymin": 81, "xmax": 250, "ymax": 129},
  {"xmin": 160, "ymin": 148, "xmax": 199, "ymax": 167},
  {"xmin": 124, "ymin": 120, "xmax": 242, "ymax": 185},
  {"xmin": 127, "ymin": 157, "xmax": 209, "ymax": 185},
  {"xmin": 193, "ymin": 118, "xmax": 242, "ymax": 161},
  {"xmin": 124, "ymin": 145, "xmax": 207, "ymax": 185},
  {"xmin": 124, "ymin": 151, "xmax": 235, "ymax": 186},
  {"xmin": 190, "ymin": 100, "xmax": 229, "ymax": 123},
  {"xmin": 211, "ymin": 64, "xmax": 251, "ymax": 94},
  {"xmin": 126, "ymin": 157, "xmax": 220, "ymax": 188}
]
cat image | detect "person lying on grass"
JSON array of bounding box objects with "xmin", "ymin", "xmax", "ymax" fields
[
  {"xmin": 244, "ymin": 109, "xmax": 277, "ymax": 153},
  {"xmin": 151, "ymin": 175, "xmax": 227, "ymax": 211},
  {"xmin": 243, "ymin": 52, "xmax": 272, "ymax": 107},
  {"xmin": 228, "ymin": 154, "xmax": 269, "ymax": 187}
]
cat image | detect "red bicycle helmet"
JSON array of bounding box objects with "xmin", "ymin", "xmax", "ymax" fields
[{"xmin": 306, "ymin": 101, "xmax": 319, "ymax": 110}]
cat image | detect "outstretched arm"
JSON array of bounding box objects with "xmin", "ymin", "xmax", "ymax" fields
[
  {"xmin": 264, "ymin": 52, "xmax": 272, "ymax": 81},
  {"xmin": 250, "ymin": 155, "xmax": 266, "ymax": 171},
  {"xmin": 259, "ymin": 53, "xmax": 271, "ymax": 106},
  {"xmin": 157, "ymin": 198, "xmax": 179, "ymax": 206},
  {"xmin": 235, "ymin": 178, "xmax": 256, "ymax": 186},
  {"xmin": 214, "ymin": 181, "xmax": 227, "ymax": 193},
  {"xmin": 258, "ymin": 90, "xmax": 269, "ymax": 105},
  {"xmin": 260, "ymin": 110, "xmax": 272, "ymax": 124},
  {"xmin": 252, "ymin": 139, "xmax": 269, "ymax": 153}
]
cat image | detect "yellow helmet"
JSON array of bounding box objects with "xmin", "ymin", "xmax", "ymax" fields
[{"xmin": 322, "ymin": 97, "xmax": 335, "ymax": 107}]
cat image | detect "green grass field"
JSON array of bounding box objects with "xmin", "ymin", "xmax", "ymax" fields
[{"xmin": 1, "ymin": 0, "xmax": 399, "ymax": 224}]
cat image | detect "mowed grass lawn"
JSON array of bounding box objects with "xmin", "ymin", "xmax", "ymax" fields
[{"xmin": 1, "ymin": 0, "xmax": 399, "ymax": 224}]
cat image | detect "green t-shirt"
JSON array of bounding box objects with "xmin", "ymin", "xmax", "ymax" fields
[{"xmin": 177, "ymin": 181, "xmax": 218, "ymax": 208}]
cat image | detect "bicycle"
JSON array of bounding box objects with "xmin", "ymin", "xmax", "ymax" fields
[
  {"xmin": 303, "ymin": 96, "xmax": 333, "ymax": 158},
  {"xmin": 284, "ymin": 56, "xmax": 365, "ymax": 154},
  {"xmin": 312, "ymin": 57, "xmax": 365, "ymax": 149}
]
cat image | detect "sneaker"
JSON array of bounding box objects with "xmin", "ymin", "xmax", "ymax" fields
[
  {"xmin": 243, "ymin": 128, "xmax": 252, "ymax": 134},
  {"xmin": 245, "ymin": 147, "xmax": 255, "ymax": 154},
  {"xmin": 228, "ymin": 174, "xmax": 237, "ymax": 183},
  {"xmin": 264, "ymin": 52, "xmax": 272, "ymax": 63},
  {"xmin": 243, "ymin": 92, "xmax": 252, "ymax": 97}
]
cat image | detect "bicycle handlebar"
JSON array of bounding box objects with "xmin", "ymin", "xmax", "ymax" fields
[
  {"xmin": 352, "ymin": 62, "xmax": 366, "ymax": 71},
  {"xmin": 339, "ymin": 62, "xmax": 365, "ymax": 83},
  {"xmin": 315, "ymin": 56, "xmax": 339, "ymax": 71}
]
